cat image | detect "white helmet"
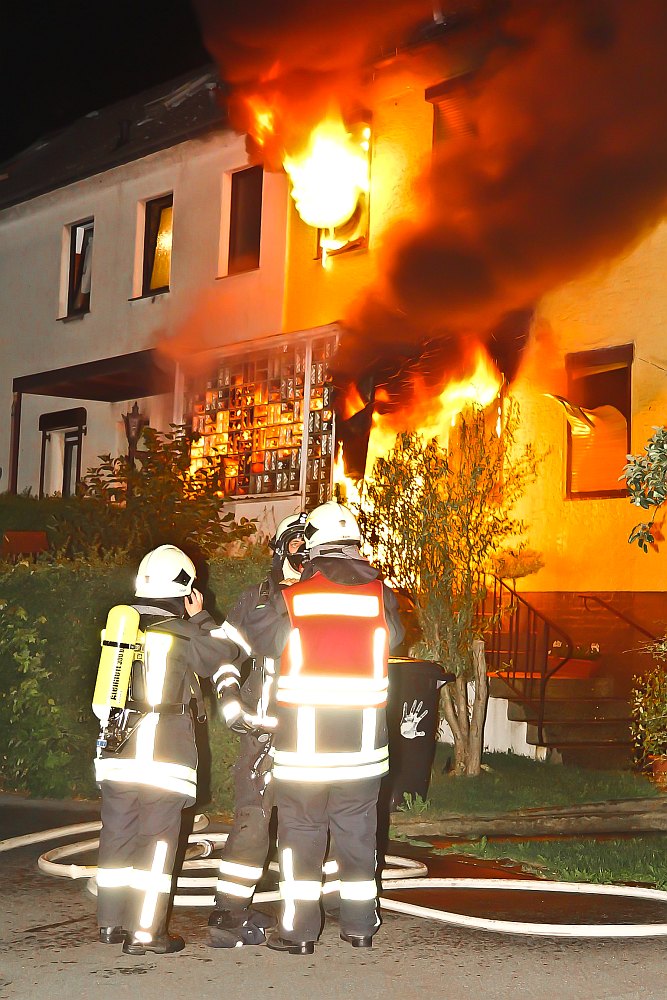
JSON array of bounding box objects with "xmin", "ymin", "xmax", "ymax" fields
[
  {"xmin": 270, "ymin": 511, "xmax": 307, "ymax": 580},
  {"xmin": 304, "ymin": 501, "xmax": 361, "ymax": 550},
  {"xmin": 135, "ymin": 544, "xmax": 196, "ymax": 598}
]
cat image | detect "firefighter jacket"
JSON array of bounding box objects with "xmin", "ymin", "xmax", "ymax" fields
[
  {"xmin": 271, "ymin": 556, "xmax": 405, "ymax": 783},
  {"xmin": 94, "ymin": 599, "xmax": 244, "ymax": 804}
]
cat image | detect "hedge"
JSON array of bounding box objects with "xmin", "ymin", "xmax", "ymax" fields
[{"xmin": 0, "ymin": 550, "xmax": 270, "ymax": 806}]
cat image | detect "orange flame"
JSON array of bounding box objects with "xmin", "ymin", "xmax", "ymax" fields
[
  {"xmin": 283, "ymin": 114, "xmax": 370, "ymax": 231},
  {"xmin": 340, "ymin": 383, "xmax": 367, "ymax": 421},
  {"xmin": 366, "ymin": 346, "xmax": 503, "ymax": 478}
]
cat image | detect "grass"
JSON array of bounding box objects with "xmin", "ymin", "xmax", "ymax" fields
[
  {"xmin": 428, "ymin": 835, "xmax": 667, "ymax": 890},
  {"xmin": 391, "ymin": 746, "xmax": 667, "ymax": 888},
  {"xmin": 397, "ymin": 744, "xmax": 659, "ymax": 820}
]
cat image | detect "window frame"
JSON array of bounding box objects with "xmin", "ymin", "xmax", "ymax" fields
[
  {"xmin": 564, "ymin": 343, "xmax": 633, "ymax": 500},
  {"xmin": 227, "ymin": 165, "xmax": 263, "ymax": 276},
  {"xmin": 142, "ymin": 193, "xmax": 173, "ymax": 296},
  {"xmin": 66, "ymin": 218, "xmax": 94, "ymax": 316}
]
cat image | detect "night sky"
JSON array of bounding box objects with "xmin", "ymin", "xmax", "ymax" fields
[{"xmin": 2, "ymin": 1, "xmax": 209, "ymax": 164}]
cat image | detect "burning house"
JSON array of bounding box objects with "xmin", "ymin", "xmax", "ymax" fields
[{"xmin": 2, "ymin": 0, "xmax": 667, "ymax": 759}]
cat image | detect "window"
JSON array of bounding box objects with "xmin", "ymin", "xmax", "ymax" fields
[
  {"xmin": 38, "ymin": 408, "xmax": 86, "ymax": 498},
  {"xmin": 228, "ymin": 166, "xmax": 263, "ymax": 274},
  {"xmin": 142, "ymin": 194, "xmax": 173, "ymax": 295},
  {"xmin": 564, "ymin": 344, "xmax": 633, "ymax": 498},
  {"xmin": 67, "ymin": 219, "xmax": 94, "ymax": 315},
  {"xmin": 188, "ymin": 336, "xmax": 336, "ymax": 503},
  {"xmin": 426, "ymin": 75, "xmax": 475, "ymax": 145}
]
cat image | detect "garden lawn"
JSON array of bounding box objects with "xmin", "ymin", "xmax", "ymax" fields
[{"xmin": 403, "ymin": 743, "xmax": 660, "ymax": 820}]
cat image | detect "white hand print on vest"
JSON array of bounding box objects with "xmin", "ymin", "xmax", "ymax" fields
[{"xmin": 400, "ymin": 700, "xmax": 428, "ymax": 739}]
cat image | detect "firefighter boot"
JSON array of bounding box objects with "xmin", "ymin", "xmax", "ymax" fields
[
  {"xmin": 266, "ymin": 932, "xmax": 315, "ymax": 956},
  {"xmin": 99, "ymin": 926, "xmax": 126, "ymax": 944},
  {"xmin": 340, "ymin": 932, "xmax": 373, "ymax": 948},
  {"xmin": 208, "ymin": 910, "xmax": 267, "ymax": 948},
  {"xmin": 122, "ymin": 932, "xmax": 185, "ymax": 955}
]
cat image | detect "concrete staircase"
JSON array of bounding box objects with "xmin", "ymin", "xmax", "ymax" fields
[{"xmin": 486, "ymin": 591, "xmax": 662, "ymax": 769}]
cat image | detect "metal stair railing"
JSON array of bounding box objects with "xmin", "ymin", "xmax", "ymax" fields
[
  {"xmin": 578, "ymin": 594, "xmax": 659, "ymax": 643},
  {"xmin": 476, "ymin": 575, "xmax": 574, "ymax": 745}
]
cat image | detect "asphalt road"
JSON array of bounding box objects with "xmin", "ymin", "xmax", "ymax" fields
[{"xmin": 2, "ymin": 796, "xmax": 667, "ymax": 1000}]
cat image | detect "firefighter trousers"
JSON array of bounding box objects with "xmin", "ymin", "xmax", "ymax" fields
[
  {"xmin": 214, "ymin": 733, "xmax": 274, "ymax": 918},
  {"xmin": 97, "ymin": 781, "xmax": 188, "ymax": 938},
  {"xmin": 275, "ymin": 776, "xmax": 382, "ymax": 943}
]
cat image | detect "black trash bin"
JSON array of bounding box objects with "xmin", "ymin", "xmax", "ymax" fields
[{"xmin": 384, "ymin": 657, "xmax": 452, "ymax": 812}]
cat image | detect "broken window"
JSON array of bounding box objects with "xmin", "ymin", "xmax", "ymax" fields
[
  {"xmin": 228, "ymin": 166, "xmax": 263, "ymax": 275},
  {"xmin": 143, "ymin": 194, "xmax": 173, "ymax": 295},
  {"xmin": 564, "ymin": 344, "xmax": 633, "ymax": 498},
  {"xmin": 67, "ymin": 219, "xmax": 94, "ymax": 315}
]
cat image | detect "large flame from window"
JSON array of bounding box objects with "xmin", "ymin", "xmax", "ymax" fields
[
  {"xmin": 283, "ymin": 116, "xmax": 370, "ymax": 232},
  {"xmin": 334, "ymin": 345, "xmax": 503, "ymax": 498}
]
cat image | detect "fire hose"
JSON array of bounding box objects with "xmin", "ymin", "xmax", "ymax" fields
[{"xmin": 3, "ymin": 816, "xmax": 667, "ymax": 938}]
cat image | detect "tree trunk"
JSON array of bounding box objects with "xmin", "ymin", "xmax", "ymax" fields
[
  {"xmin": 440, "ymin": 639, "xmax": 489, "ymax": 777},
  {"xmin": 466, "ymin": 638, "xmax": 488, "ymax": 776}
]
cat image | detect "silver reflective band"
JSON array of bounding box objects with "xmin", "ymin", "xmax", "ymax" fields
[
  {"xmin": 138, "ymin": 840, "xmax": 170, "ymax": 930},
  {"xmin": 273, "ymin": 746, "xmax": 389, "ymax": 768},
  {"xmin": 276, "ymin": 675, "xmax": 388, "ymax": 707},
  {"xmin": 216, "ymin": 676, "xmax": 239, "ymax": 691},
  {"xmin": 218, "ymin": 859, "xmax": 265, "ymax": 881},
  {"xmin": 144, "ymin": 633, "xmax": 172, "ymax": 706},
  {"xmin": 222, "ymin": 699, "xmax": 241, "ymax": 723},
  {"xmin": 292, "ymin": 593, "xmax": 380, "ymax": 618},
  {"xmin": 213, "ymin": 664, "xmax": 241, "ymax": 683},
  {"xmin": 216, "ymin": 880, "xmax": 255, "ymax": 898},
  {"xmin": 210, "ymin": 621, "xmax": 251, "ymax": 655},
  {"xmin": 95, "ymin": 758, "xmax": 197, "ymax": 798},
  {"xmin": 96, "ymin": 866, "xmax": 133, "ymax": 888},
  {"xmin": 339, "ymin": 880, "xmax": 378, "ymax": 901},
  {"xmin": 279, "ymin": 880, "xmax": 322, "ymax": 901},
  {"xmin": 273, "ymin": 758, "xmax": 389, "ymax": 782}
]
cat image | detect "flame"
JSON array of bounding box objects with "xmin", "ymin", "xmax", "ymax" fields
[
  {"xmin": 366, "ymin": 347, "xmax": 503, "ymax": 478},
  {"xmin": 340, "ymin": 384, "xmax": 367, "ymax": 421},
  {"xmin": 283, "ymin": 115, "xmax": 370, "ymax": 231},
  {"xmin": 333, "ymin": 441, "xmax": 362, "ymax": 507},
  {"xmin": 245, "ymin": 96, "xmax": 276, "ymax": 148}
]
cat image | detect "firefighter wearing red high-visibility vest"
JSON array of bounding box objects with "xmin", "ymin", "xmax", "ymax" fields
[
  {"xmin": 265, "ymin": 502, "xmax": 405, "ymax": 955},
  {"xmin": 207, "ymin": 511, "xmax": 307, "ymax": 949},
  {"xmin": 93, "ymin": 545, "xmax": 246, "ymax": 956}
]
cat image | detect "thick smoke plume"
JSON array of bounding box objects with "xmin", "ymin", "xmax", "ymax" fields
[{"xmin": 194, "ymin": 0, "xmax": 667, "ymax": 421}]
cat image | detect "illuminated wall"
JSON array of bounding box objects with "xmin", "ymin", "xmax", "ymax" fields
[{"xmin": 512, "ymin": 221, "xmax": 667, "ymax": 592}]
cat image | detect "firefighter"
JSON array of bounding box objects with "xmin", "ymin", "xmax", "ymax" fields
[
  {"xmin": 207, "ymin": 512, "xmax": 307, "ymax": 948},
  {"xmin": 265, "ymin": 501, "xmax": 405, "ymax": 955},
  {"xmin": 93, "ymin": 544, "xmax": 246, "ymax": 955}
]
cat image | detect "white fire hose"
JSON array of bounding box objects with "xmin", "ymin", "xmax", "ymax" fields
[{"xmin": 3, "ymin": 815, "xmax": 667, "ymax": 938}]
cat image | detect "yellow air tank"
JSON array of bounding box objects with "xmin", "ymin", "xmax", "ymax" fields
[{"xmin": 92, "ymin": 605, "xmax": 142, "ymax": 721}]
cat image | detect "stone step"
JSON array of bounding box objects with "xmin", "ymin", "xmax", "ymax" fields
[
  {"xmin": 507, "ymin": 697, "xmax": 630, "ymax": 724},
  {"xmin": 489, "ymin": 674, "xmax": 616, "ymax": 701},
  {"xmin": 559, "ymin": 744, "xmax": 636, "ymax": 770},
  {"xmin": 526, "ymin": 720, "xmax": 632, "ymax": 746}
]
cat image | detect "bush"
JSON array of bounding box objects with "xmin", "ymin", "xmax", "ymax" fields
[{"xmin": 0, "ymin": 551, "xmax": 269, "ymax": 800}]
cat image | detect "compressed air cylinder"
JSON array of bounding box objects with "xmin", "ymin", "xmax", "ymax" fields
[{"xmin": 92, "ymin": 605, "xmax": 141, "ymax": 721}]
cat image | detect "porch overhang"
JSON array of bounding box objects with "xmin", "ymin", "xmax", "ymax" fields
[{"xmin": 12, "ymin": 348, "xmax": 174, "ymax": 402}]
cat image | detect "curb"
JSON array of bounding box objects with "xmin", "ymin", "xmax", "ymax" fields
[{"xmin": 390, "ymin": 796, "xmax": 667, "ymax": 838}]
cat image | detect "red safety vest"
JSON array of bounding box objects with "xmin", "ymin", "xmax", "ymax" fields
[{"xmin": 277, "ymin": 573, "xmax": 389, "ymax": 709}]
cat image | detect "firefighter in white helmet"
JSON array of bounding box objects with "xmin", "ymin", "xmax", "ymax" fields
[
  {"xmin": 93, "ymin": 544, "xmax": 246, "ymax": 956},
  {"xmin": 265, "ymin": 501, "xmax": 404, "ymax": 955},
  {"xmin": 207, "ymin": 512, "xmax": 307, "ymax": 948}
]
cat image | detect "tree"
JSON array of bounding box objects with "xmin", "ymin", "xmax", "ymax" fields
[
  {"xmin": 50, "ymin": 425, "xmax": 254, "ymax": 559},
  {"xmin": 357, "ymin": 400, "xmax": 539, "ymax": 777},
  {"xmin": 623, "ymin": 426, "xmax": 667, "ymax": 552}
]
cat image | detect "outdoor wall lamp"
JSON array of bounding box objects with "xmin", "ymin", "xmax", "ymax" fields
[{"xmin": 122, "ymin": 401, "xmax": 148, "ymax": 468}]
